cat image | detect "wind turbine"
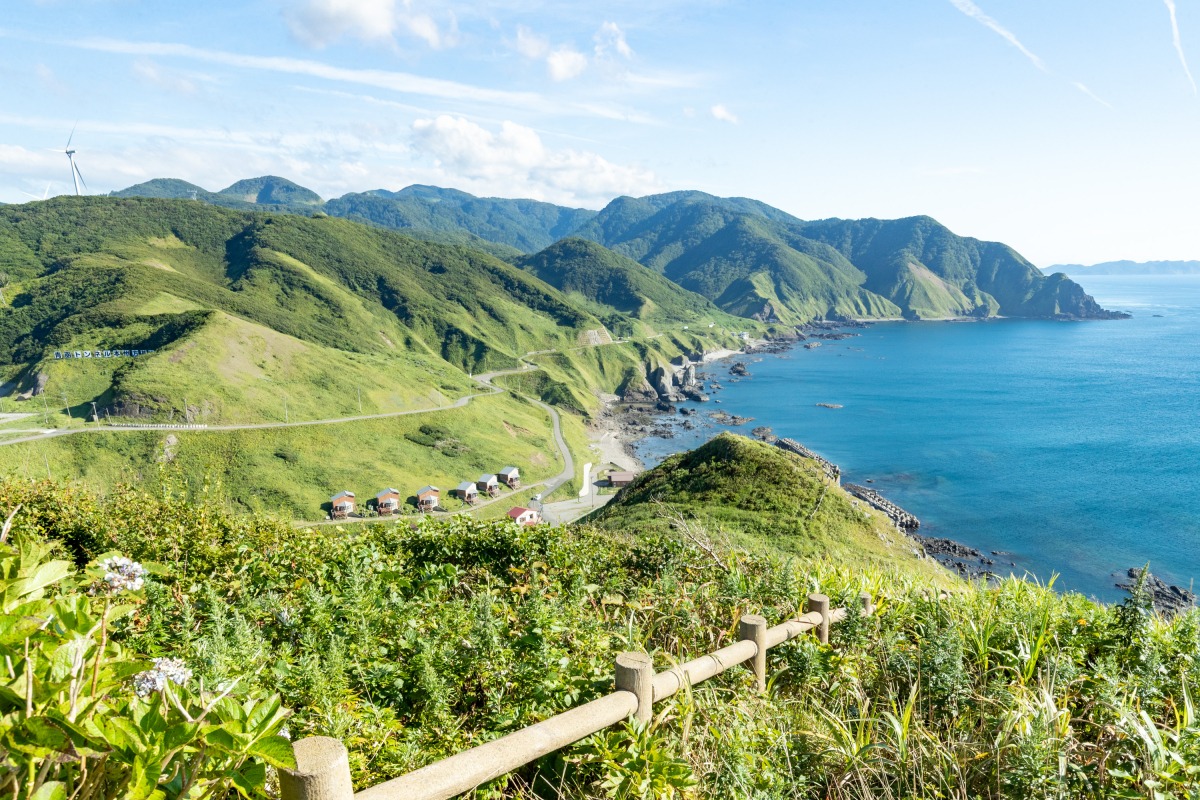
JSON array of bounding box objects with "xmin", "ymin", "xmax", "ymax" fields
[
  {"xmin": 62, "ymin": 126, "xmax": 87, "ymax": 196},
  {"xmin": 18, "ymin": 182, "xmax": 52, "ymax": 202}
]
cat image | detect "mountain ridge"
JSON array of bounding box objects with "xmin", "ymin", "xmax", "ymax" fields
[
  {"xmin": 1046, "ymin": 259, "xmax": 1200, "ymax": 276},
  {"xmin": 107, "ymin": 177, "xmax": 1123, "ymax": 322}
]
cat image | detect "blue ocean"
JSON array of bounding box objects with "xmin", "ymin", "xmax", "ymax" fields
[{"xmin": 634, "ymin": 276, "xmax": 1200, "ymax": 601}]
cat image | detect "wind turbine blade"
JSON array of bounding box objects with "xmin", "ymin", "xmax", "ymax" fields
[
  {"xmin": 42, "ymin": 182, "xmax": 51, "ymax": 200},
  {"xmin": 65, "ymin": 123, "xmax": 77, "ymax": 150},
  {"xmin": 73, "ymin": 162, "xmax": 87, "ymax": 193},
  {"xmin": 19, "ymin": 191, "xmax": 39, "ymax": 200}
]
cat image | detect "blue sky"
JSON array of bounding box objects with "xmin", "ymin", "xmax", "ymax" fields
[{"xmin": 2, "ymin": 0, "xmax": 1198, "ymax": 265}]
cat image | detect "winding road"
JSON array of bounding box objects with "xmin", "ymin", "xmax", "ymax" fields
[{"xmin": 2, "ymin": 359, "xmax": 583, "ymax": 519}]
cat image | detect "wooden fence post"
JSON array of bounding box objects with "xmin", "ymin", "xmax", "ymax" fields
[
  {"xmin": 807, "ymin": 593, "xmax": 830, "ymax": 645},
  {"xmin": 738, "ymin": 614, "xmax": 768, "ymax": 693},
  {"xmin": 278, "ymin": 736, "xmax": 355, "ymax": 800},
  {"xmin": 860, "ymin": 591, "xmax": 875, "ymax": 616},
  {"xmin": 615, "ymin": 652, "xmax": 654, "ymax": 723}
]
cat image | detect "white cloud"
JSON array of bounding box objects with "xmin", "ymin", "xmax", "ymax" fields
[
  {"xmin": 285, "ymin": 0, "xmax": 449, "ymax": 49},
  {"xmin": 512, "ymin": 25, "xmax": 594, "ymax": 81},
  {"xmin": 710, "ymin": 104, "xmax": 738, "ymax": 124},
  {"xmin": 410, "ymin": 114, "xmax": 659, "ymax": 204},
  {"xmin": 514, "ymin": 25, "xmax": 549, "ymax": 58},
  {"xmin": 594, "ymin": 22, "xmax": 633, "ymax": 59},
  {"xmin": 547, "ymin": 47, "xmax": 588, "ymax": 81},
  {"xmin": 132, "ymin": 59, "xmax": 197, "ymax": 95},
  {"xmin": 1163, "ymin": 0, "xmax": 1197, "ymax": 94}
]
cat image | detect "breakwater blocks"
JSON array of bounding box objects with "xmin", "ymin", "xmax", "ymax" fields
[
  {"xmin": 844, "ymin": 484, "xmax": 921, "ymax": 530},
  {"xmin": 775, "ymin": 438, "xmax": 841, "ymax": 483}
]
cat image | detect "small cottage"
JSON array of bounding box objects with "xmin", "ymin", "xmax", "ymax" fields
[
  {"xmin": 416, "ymin": 485, "xmax": 440, "ymax": 513},
  {"xmin": 454, "ymin": 481, "xmax": 479, "ymax": 504},
  {"xmin": 375, "ymin": 488, "xmax": 401, "ymax": 515},
  {"xmin": 498, "ymin": 466, "xmax": 521, "ymax": 489},
  {"xmin": 477, "ymin": 474, "xmax": 500, "ymax": 497},
  {"xmin": 507, "ymin": 506, "xmax": 541, "ymax": 526},
  {"xmin": 608, "ymin": 471, "xmax": 636, "ymax": 488},
  {"xmin": 330, "ymin": 491, "xmax": 356, "ymax": 519},
  {"xmin": 420, "ymin": 489, "xmax": 444, "ymax": 513}
]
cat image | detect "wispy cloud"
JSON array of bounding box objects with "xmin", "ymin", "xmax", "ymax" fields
[
  {"xmin": 66, "ymin": 36, "xmax": 545, "ymax": 109},
  {"xmin": 1163, "ymin": 0, "xmax": 1197, "ymax": 94},
  {"xmin": 947, "ymin": 0, "xmax": 1111, "ymax": 108},
  {"xmin": 710, "ymin": 104, "xmax": 738, "ymax": 124},
  {"xmin": 948, "ymin": 0, "xmax": 1045, "ymax": 71},
  {"xmin": 1072, "ymin": 81, "xmax": 1113, "ymax": 110}
]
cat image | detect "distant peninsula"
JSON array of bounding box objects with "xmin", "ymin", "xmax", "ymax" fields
[{"xmin": 1045, "ymin": 259, "xmax": 1200, "ymax": 276}]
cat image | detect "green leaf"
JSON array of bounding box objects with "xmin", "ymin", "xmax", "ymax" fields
[
  {"xmin": 247, "ymin": 735, "xmax": 296, "ymax": 769},
  {"xmin": 4, "ymin": 717, "xmax": 72, "ymax": 758},
  {"xmin": 205, "ymin": 726, "xmax": 253, "ymax": 753},
  {"xmin": 162, "ymin": 722, "xmax": 202, "ymax": 753},
  {"xmin": 13, "ymin": 560, "xmax": 73, "ymax": 599},
  {"xmin": 126, "ymin": 753, "xmax": 163, "ymax": 800},
  {"xmin": 30, "ymin": 782, "xmax": 68, "ymax": 800},
  {"xmin": 230, "ymin": 760, "xmax": 268, "ymax": 797}
]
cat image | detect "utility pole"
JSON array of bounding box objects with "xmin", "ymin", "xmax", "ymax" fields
[
  {"xmin": 43, "ymin": 451, "xmax": 52, "ymax": 481},
  {"xmin": 184, "ymin": 397, "xmax": 190, "ymax": 424},
  {"xmin": 283, "ymin": 397, "xmax": 288, "ymax": 424},
  {"xmin": 39, "ymin": 390, "xmax": 50, "ymax": 426},
  {"xmin": 90, "ymin": 401, "xmax": 99, "ymax": 423},
  {"xmin": 357, "ymin": 386, "xmax": 362, "ymax": 414},
  {"xmin": 62, "ymin": 393, "xmax": 71, "ymax": 419}
]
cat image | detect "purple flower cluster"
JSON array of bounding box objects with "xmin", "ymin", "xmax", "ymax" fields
[
  {"xmin": 98, "ymin": 556, "xmax": 145, "ymax": 594},
  {"xmin": 133, "ymin": 657, "xmax": 192, "ymax": 698}
]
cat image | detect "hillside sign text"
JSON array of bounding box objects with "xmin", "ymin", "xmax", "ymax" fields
[{"xmin": 53, "ymin": 349, "xmax": 155, "ymax": 359}]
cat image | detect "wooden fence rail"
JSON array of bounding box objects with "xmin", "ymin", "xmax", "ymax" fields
[{"xmin": 279, "ymin": 591, "xmax": 872, "ymax": 800}]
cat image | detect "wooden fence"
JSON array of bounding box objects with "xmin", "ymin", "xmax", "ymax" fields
[{"xmin": 278, "ymin": 592, "xmax": 871, "ymax": 800}]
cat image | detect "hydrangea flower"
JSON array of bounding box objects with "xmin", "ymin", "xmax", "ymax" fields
[
  {"xmin": 97, "ymin": 556, "xmax": 146, "ymax": 594},
  {"xmin": 133, "ymin": 657, "xmax": 192, "ymax": 698}
]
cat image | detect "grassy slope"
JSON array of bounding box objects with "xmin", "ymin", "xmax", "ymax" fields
[
  {"xmin": 0, "ymin": 392, "xmax": 578, "ymax": 519},
  {"xmin": 0, "ymin": 197, "xmax": 608, "ymax": 419},
  {"xmin": 586, "ymin": 432, "xmax": 949, "ymax": 583}
]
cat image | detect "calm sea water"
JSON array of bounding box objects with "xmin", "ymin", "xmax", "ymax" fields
[{"xmin": 635, "ymin": 276, "xmax": 1200, "ymax": 601}]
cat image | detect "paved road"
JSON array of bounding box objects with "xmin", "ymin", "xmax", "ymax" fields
[
  {"xmin": 473, "ymin": 364, "xmax": 574, "ymax": 499},
  {"xmin": 0, "ymin": 365, "xmax": 539, "ymax": 448}
]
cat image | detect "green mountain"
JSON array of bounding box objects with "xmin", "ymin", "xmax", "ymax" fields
[
  {"xmin": 324, "ymin": 185, "xmax": 595, "ymax": 252},
  {"xmin": 0, "ymin": 196, "xmax": 608, "ymax": 424},
  {"xmin": 109, "ymin": 178, "xmax": 212, "ymax": 201},
  {"xmin": 514, "ymin": 238, "xmax": 746, "ymax": 336},
  {"xmin": 794, "ymin": 215, "xmax": 1125, "ymax": 319},
  {"xmin": 575, "ymin": 192, "xmax": 1122, "ymax": 322},
  {"xmin": 112, "ymin": 176, "xmax": 323, "ymax": 214},
  {"xmin": 217, "ymin": 175, "xmax": 323, "ymax": 207},
  {"xmin": 108, "ymin": 179, "xmax": 1123, "ymax": 322}
]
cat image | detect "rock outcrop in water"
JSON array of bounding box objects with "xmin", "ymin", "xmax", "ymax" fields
[{"xmin": 1116, "ymin": 568, "xmax": 1196, "ymax": 616}]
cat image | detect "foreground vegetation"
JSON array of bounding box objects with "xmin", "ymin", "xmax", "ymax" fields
[{"xmin": 5, "ymin": 434, "xmax": 1200, "ymax": 798}]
